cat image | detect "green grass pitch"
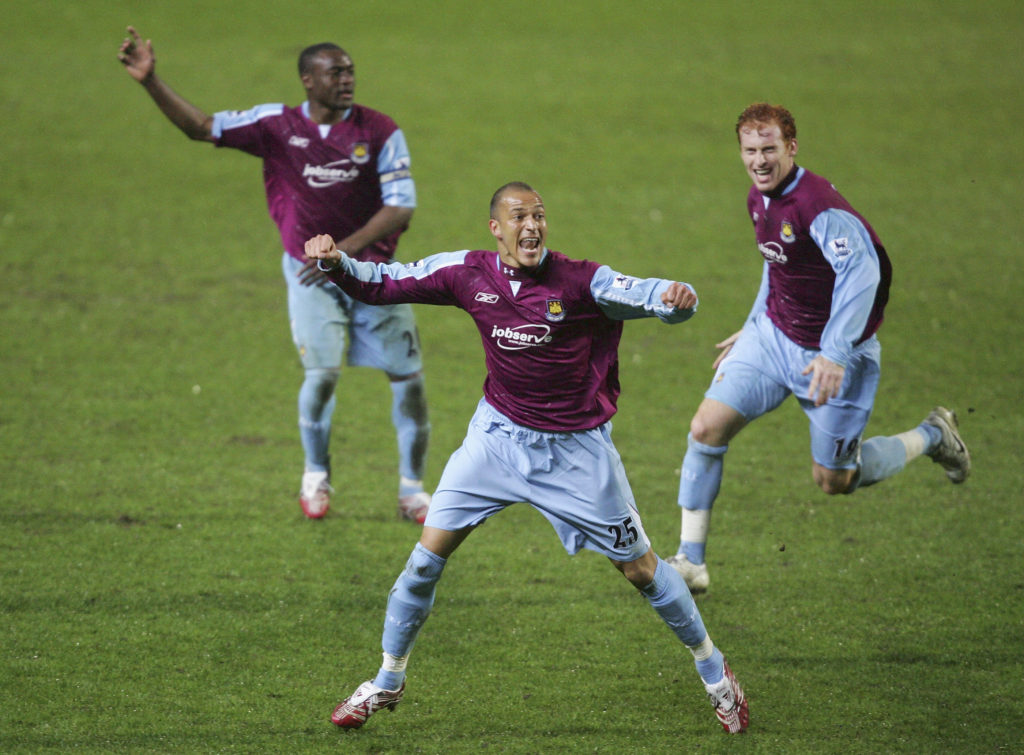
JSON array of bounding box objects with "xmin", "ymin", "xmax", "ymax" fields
[{"xmin": 2, "ymin": 1, "xmax": 1022, "ymax": 752}]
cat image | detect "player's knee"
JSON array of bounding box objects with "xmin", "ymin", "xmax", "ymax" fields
[
  {"xmin": 388, "ymin": 370, "xmax": 423, "ymax": 383},
  {"xmin": 305, "ymin": 367, "xmax": 339, "ymax": 400},
  {"xmin": 689, "ymin": 415, "xmax": 720, "ymax": 446},
  {"xmin": 814, "ymin": 466, "xmax": 857, "ymax": 495},
  {"xmin": 399, "ymin": 544, "xmax": 446, "ymax": 597},
  {"xmin": 392, "ymin": 374, "xmax": 429, "ymax": 422},
  {"xmin": 613, "ymin": 555, "xmax": 657, "ymax": 588},
  {"xmin": 688, "ymin": 403, "xmax": 738, "ymax": 447},
  {"xmin": 299, "ymin": 369, "xmax": 339, "ymax": 421}
]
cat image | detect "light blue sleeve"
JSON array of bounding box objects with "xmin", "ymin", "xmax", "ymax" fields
[
  {"xmin": 743, "ymin": 261, "xmax": 770, "ymax": 327},
  {"xmin": 321, "ymin": 250, "xmax": 468, "ymax": 282},
  {"xmin": 378, "ymin": 129, "xmax": 416, "ymax": 208},
  {"xmin": 210, "ymin": 103, "xmax": 284, "ymax": 138},
  {"xmin": 809, "ymin": 208, "xmax": 882, "ymax": 365},
  {"xmin": 590, "ymin": 265, "xmax": 697, "ymax": 323}
]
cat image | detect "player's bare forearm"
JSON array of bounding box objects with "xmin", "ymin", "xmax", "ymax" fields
[
  {"xmin": 118, "ymin": 26, "xmax": 213, "ymax": 142},
  {"xmin": 143, "ymin": 79, "xmax": 214, "ymax": 141},
  {"xmin": 333, "ymin": 206, "xmax": 413, "ymax": 256}
]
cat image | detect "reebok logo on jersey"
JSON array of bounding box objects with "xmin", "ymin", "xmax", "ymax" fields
[
  {"xmin": 758, "ymin": 241, "xmax": 789, "ymax": 264},
  {"xmin": 303, "ymin": 160, "xmax": 359, "ymax": 187},
  {"xmin": 490, "ymin": 324, "xmax": 552, "ymax": 350},
  {"xmin": 475, "ymin": 292, "xmax": 499, "ymax": 303},
  {"xmin": 289, "ymin": 135, "xmax": 310, "ymax": 148}
]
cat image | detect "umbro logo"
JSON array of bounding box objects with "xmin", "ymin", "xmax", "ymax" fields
[
  {"xmin": 288, "ymin": 135, "xmax": 310, "ymax": 148},
  {"xmin": 475, "ymin": 292, "xmax": 499, "ymax": 303}
]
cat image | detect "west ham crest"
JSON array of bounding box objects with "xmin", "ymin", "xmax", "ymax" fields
[
  {"xmin": 350, "ymin": 142, "xmax": 371, "ymax": 165},
  {"xmin": 545, "ymin": 299, "xmax": 566, "ymax": 322}
]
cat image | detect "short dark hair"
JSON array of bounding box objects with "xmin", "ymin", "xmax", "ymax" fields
[
  {"xmin": 298, "ymin": 43, "xmax": 345, "ymax": 76},
  {"xmin": 736, "ymin": 103, "xmax": 797, "ymax": 143},
  {"xmin": 489, "ymin": 181, "xmax": 537, "ymax": 218}
]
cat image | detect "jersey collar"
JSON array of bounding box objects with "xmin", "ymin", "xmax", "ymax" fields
[
  {"xmin": 301, "ymin": 101, "xmax": 353, "ymax": 123},
  {"xmin": 496, "ymin": 248, "xmax": 550, "ymax": 279},
  {"xmin": 763, "ymin": 165, "xmax": 804, "ymax": 199}
]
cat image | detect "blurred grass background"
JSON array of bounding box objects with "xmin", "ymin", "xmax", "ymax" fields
[{"xmin": 1, "ymin": 1, "xmax": 1021, "ymax": 751}]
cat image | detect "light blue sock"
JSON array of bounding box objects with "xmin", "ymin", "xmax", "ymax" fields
[
  {"xmin": 390, "ymin": 375, "xmax": 430, "ymax": 487},
  {"xmin": 695, "ymin": 647, "xmax": 726, "ymax": 685},
  {"xmin": 856, "ymin": 435, "xmax": 907, "ymax": 488},
  {"xmin": 918, "ymin": 422, "xmax": 942, "ymax": 454},
  {"xmin": 641, "ymin": 558, "xmax": 725, "ymax": 684},
  {"xmin": 640, "ymin": 558, "xmax": 709, "ymax": 649},
  {"xmin": 677, "ymin": 434, "xmax": 727, "ymax": 564},
  {"xmin": 855, "ymin": 424, "xmax": 942, "ymax": 490},
  {"xmin": 298, "ymin": 368, "xmax": 338, "ymax": 473},
  {"xmin": 374, "ymin": 543, "xmax": 446, "ymax": 690}
]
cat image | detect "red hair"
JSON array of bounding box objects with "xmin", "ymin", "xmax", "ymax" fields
[{"xmin": 736, "ymin": 103, "xmax": 797, "ymax": 143}]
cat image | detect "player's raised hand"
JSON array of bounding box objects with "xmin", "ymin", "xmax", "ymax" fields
[
  {"xmin": 661, "ymin": 282, "xmax": 697, "ymax": 311},
  {"xmin": 304, "ymin": 234, "xmax": 343, "ymax": 261},
  {"xmin": 802, "ymin": 354, "xmax": 845, "ymax": 407},
  {"xmin": 118, "ymin": 26, "xmax": 155, "ymax": 83},
  {"xmin": 712, "ymin": 330, "xmax": 741, "ymax": 370}
]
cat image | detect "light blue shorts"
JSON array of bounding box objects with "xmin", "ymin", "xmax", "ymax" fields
[
  {"xmin": 706, "ymin": 313, "xmax": 881, "ymax": 469},
  {"xmin": 282, "ymin": 253, "xmax": 423, "ymax": 375},
  {"xmin": 425, "ymin": 399, "xmax": 652, "ymax": 562}
]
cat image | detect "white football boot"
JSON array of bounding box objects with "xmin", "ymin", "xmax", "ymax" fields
[{"xmin": 666, "ymin": 553, "xmax": 710, "ymax": 593}]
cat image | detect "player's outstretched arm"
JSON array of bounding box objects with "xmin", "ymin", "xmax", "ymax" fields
[{"xmin": 118, "ymin": 26, "xmax": 214, "ymax": 142}]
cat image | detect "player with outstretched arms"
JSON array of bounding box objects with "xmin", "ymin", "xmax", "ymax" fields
[{"xmin": 304, "ymin": 182, "xmax": 749, "ymax": 734}]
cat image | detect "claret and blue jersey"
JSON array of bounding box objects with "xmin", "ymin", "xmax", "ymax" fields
[
  {"xmin": 322, "ymin": 248, "xmax": 696, "ymax": 432},
  {"xmin": 211, "ymin": 101, "xmax": 416, "ymax": 264},
  {"xmin": 746, "ymin": 166, "xmax": 891, "ymax": 367}
]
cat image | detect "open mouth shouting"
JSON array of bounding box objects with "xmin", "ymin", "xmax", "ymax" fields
[
  {"xmin": 519, "ymin": 235, "xmax": 541, "ymax": 253},
  {"xmin": 490, "ymin": 186, "xmax": 548, "ymax": 270}
]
